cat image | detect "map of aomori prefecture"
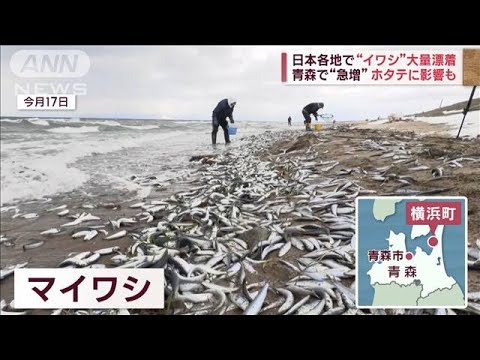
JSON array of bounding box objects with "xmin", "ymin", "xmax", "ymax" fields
[{"xmin": 356, "ymin": 197, "xmax": 467, "ymax": 308}]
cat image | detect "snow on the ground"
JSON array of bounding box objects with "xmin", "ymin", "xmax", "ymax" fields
[
  {"xmin": 416, "ymin": 110, "xmax": 479, "ymax": 138},
  {"xmin": 442, "ymin": 109, "xmax": 462, "ymax": 115}
]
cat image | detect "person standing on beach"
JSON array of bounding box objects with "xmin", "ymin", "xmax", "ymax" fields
[
  {"xmin": 302, "ymin": 102, "xmax": 324, "ymax": 131},
  {"xmin": 212, "ymin": 98, "xmax": 236, "ymax": 145},
  {"xmin": 288, "ymin": 116, "xmax": 292, "ymax": 126}
]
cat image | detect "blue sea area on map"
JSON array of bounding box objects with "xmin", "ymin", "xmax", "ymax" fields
[{"xmin": 357, "ymin": 198, "xmax": 466, "ymax": 306}]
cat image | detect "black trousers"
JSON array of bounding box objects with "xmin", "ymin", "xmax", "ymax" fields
[
  {"xmin": 212, "ymin": 116, "xmax": 230, "ymax": 144},
  {"xmin": 302, "ymin": 111, "xmax": 311, "ymax": 124}
]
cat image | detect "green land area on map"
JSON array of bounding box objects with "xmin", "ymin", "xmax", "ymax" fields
[
  {"xmin": 372, "ymin": 282, "xmax": 465, "ymax": 306},
  {"xmin": 372, "ymin": 199, "xmax": 402, "ymax": 222}
]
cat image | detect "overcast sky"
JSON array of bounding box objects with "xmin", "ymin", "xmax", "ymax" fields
[{"xmin": 1, "ymin": 45, "xmax": 478, "ymax": 122}]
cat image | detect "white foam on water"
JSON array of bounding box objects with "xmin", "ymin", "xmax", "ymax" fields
[
  {"xmin": 1, "ymin": 159, "xmax": 89, "ymax": 206},
  {"xmin": 48, "ymin": 119, "xmax": 122, "ymax": 127},
  {"xmin": 27, "ymin": 119, "xmax": 50, "ymax": 126},
  {"xmin": 0, "ymin": 129, "xmax": 184, "ymax": 205},
  {"xmin": 47, "ymin": 119, "xmax": 162, "ymax": 130},
  {"xmin": 81, "ymin": 120, "xmax": 123, "ymax": 127},
  {"xmin": 108, "ymin": 175, "xmax": 153, "ymax": 199},
  {"xmin": 47, "ymin": 126, "xmax": 100, "ymax": 134},
  {"xmin": 0, "ymin": 119, "xmax": 22, "ymax": 123},
  {"xmin": 119, "ymin": 125, "xmax": 159, "ymax": 130}
]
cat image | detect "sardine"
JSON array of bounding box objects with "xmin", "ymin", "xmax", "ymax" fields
[
  {"xmin": 244, "ymin": 284, "xmax": 269, "ymax": 315},
  {"xmin": 105, "ymin": 230, "xmax": 127, "ymax": 240}
]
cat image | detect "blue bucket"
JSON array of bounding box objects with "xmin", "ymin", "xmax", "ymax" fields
[{"xmin": 228, "ymin": 126, "xmax": 237, "ymax": 135}]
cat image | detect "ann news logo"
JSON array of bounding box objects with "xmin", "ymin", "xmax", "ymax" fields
[
  {"xmin": 10, "ymin": 50, "xmax": 90, "ymax": 110},
  {"xmin": 10, "ymin": 50, "xmax": 90, "ymax": 78}
]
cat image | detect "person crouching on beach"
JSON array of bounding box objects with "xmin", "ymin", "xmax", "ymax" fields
[
  {"xmin": 212, "ymin": 98, "xmax": 236, "ymax": 145},
  {"xmin": 302, "ymin": 102, "xmax": 324, "ymax": 131}
]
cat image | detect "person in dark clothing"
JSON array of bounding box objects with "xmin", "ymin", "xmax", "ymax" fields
[
  {"xmin": 302, "ymin": 102, "xmax": 324, "ymax": 131},
  {"xmin": 288, "ymin": 116, "xmax": 292, "ymax": 126},
  {"xmin": 212, "ymin": 98, "xmax": 236, "ymax": 145}
]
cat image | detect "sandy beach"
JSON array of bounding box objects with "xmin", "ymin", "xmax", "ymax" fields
[{"xmin": 1, "ymin": 113, "xmax": 479, "ymax": 315}]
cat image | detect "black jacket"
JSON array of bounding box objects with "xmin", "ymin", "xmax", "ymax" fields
[
  {"xmin": 213, "ymin": 99, "xmax": 234, "ymax": 122},
  {"xmin": 302, "ymin": 102, "xmax": 323, "ymax": 117}
]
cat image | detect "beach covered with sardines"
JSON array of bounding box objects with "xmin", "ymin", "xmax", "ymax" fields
[{"xmin": 1, "ymin": 118, "xmax": 479, "ymax": 315}]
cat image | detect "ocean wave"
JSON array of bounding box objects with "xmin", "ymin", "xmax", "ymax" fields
[
  {"xmin": 49, "ymin": 119, "xmax": 161, "ymax": 130},
  {"xmin": 119, "ymin": 125, "xmax": 159, "ymax": 130},
  {"xmin": 49, "ymin": 119, "xmax": 122, "ymax": 127},
  {"xmin": 47, "ymin": 126, "xmax": 100, "ymax": 134},
  {"xmin": 173, "ymin": 120, "xmax": 207, "ymax": 124},
  {"xmin": 27, "ymin": 119, "xmax": 50, "ymax": 126},
  {"xmin": 0, "ymin": 119, "xmax": 23, "ymax": 123}
]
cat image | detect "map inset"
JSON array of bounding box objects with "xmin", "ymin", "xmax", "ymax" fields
[{"xmin": 356, "ymin": 197, "xmax": 467, "ymax": 308}]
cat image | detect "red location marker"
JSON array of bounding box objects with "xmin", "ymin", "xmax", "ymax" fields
[
  {"xmin": 428, "ymin": 236, "xmax": 438, "ymax": 247},
  {"xmin": 429, "ymin": 224, "xmax": 438, "ymax": 235},
  {"xmin": 405, "ymin": 252, "xmax": 413, "ymax": 260}
]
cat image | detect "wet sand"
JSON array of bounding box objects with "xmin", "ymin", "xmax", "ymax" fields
[{"xmin": 0, "ymin": 176, "xmax": 198, "ymax": 312}]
